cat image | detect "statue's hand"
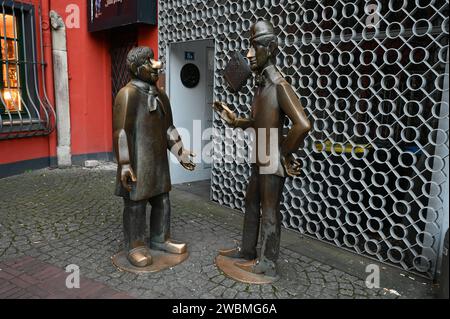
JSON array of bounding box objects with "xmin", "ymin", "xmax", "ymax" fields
[
  {"xmin": 281, "ymin": 154, "xmax": 302, "ymax": 177},
  {"xmin": 179, "ymin": 149, "xmax": 196, "ymax": 171},
  {"xmin": 120, "ymin": 164, "xmax": 136, "ymax": 192},
  {"xmin": 212, "ymin": 101, "xmax": 236, "ymax": 126}
]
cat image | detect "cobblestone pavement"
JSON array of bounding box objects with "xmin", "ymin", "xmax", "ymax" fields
[
  {"xmin": 0, "ymin": 167, "xmax": 435, "ymax": 299},
  {"xmin": 0, "ymin": 256, "xmax": 131, "ymax": 299}
]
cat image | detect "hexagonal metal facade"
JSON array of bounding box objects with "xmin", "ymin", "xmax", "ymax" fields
[{"xmin": 158, "ymin": 0, "xmax": 449, "ymax": 278}]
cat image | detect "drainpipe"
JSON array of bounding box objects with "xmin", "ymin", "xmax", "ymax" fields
[
  {"xmin": 41, "ymin": 0, "xmax": 58, "ymax": 167},
  {"xmin": 49, "ymin": 10, "xmax": 72, "ymax": 167}
]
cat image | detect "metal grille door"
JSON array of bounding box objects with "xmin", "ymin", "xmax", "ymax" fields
[
  {"xmin": 110, "ymin": 30, "xmax": 137, "ymax": 100},
  {"xmin": 158, "ymin": 0, "xmax": 449, "ymax": 278}
]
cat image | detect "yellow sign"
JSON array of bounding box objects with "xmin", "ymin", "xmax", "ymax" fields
[{"xmin": 315, "ymin": 140, "xmax": 371, "ymax": 154}]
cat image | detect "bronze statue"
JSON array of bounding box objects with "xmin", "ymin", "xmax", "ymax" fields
[
  {"xmin": 113, "ymin": 46, "xmax": 195, "ymax": 268},
  {"xmin": 213, "ymin": 20, "xmax": 312, "ymax": 279}
]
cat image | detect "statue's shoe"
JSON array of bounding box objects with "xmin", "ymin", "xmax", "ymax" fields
[
  {"xmin": 127, "ymin": 246, "xmax": 152, "ymax": 267},
  {"xmin": 218, "ymin": 247, "xmax": 256, "ymax": 260},
  {"xmin": 235, "ymin": 259, "xmax": 278, "ymax": 277},
  {"xmin": 151, "ymin": 240, "xmax": 187, "ymax": 254}
]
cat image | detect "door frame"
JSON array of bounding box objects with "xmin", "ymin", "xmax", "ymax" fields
[
  {"xmin": 165, "ymin": 38, "xmax": 217, "ymax": 184},
  {"xmin": 165, "ymin": 38, "xmax": 216, "ymax": 99}
]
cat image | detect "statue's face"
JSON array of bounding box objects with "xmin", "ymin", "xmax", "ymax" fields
[
  {"xmin": 246, "ymin": 40, "xmax": 270, "ymax": 72},
  {"xmin": 136, "ymin": 56, "xmax": 162, "ymax": 84}
]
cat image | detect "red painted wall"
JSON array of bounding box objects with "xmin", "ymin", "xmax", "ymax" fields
[
  {"xmin": 0, "ymin": 0, "xmax": 158, "ymax": 167},
  {"xmin": 53, "ymin": 0, "xmax": 113, "ymax": 157},
  {"xmin": 139, "ymin": 24, "xmax": 159, "ymax": 59}
]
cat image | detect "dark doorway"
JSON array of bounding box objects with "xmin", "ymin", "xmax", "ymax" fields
[{"xmin": 110, "ymin": 26, "xmax": 138, "ymax": 100}]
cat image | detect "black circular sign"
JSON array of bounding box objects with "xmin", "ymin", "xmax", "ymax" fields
[{"xmin": 180, "ymin": 63, "xmax": 200, "ymax": 88}]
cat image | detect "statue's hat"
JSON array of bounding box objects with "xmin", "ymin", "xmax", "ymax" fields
[{"xmin": 250, "ymin": 20, "xmax": 275, "ymax": 42}]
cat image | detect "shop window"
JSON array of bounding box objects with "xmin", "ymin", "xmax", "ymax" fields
[
  {"xmin": 1, "ymin": 14, "xmax": 22, "ymax": 113},
  {"xmin": 0, "ymin": 3, "xmax": 55, "ymax": 140}
]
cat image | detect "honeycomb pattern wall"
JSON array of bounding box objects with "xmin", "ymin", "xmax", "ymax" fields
[{"xmin": 158, "ymin": 0, "xmax": 449, "ymax": 278}]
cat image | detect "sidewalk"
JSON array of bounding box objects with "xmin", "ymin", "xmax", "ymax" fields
[{"xmin": 0, "ymin": 165, "xmax": 435, "ymax": 299}]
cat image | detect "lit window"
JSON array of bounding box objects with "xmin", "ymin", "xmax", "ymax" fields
[{"xmin": 0, "ymin": 14, "xmax": 21, "ymax": 113}]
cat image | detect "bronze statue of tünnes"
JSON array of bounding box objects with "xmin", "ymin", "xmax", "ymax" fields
[{"xmin": 112, "ymin": 46, "xmax": 195, "ymax": 272}]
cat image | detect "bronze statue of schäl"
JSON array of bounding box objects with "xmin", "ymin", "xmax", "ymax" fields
[
  {"xmin": 112, "ymin": 46, "xmax": 195, "ymax": 272},
  {"xmin": 213, "ymin": 20, "xmax": 312, "ymax": 283}
]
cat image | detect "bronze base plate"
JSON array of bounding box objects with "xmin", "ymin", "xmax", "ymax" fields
[
  {"xmin": 112, "ymin": 249, "xmax": 189, "ymax": 274},
  {"xmin": 215, "ymin": 255, "xmax": 279, "ymax": 284}
]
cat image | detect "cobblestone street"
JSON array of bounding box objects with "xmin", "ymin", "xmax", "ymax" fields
[{"xmin": 0, "ymin": 166, "xmax": 435, "ymax": 299}]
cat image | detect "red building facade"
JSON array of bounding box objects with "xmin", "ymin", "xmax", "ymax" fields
[{"xmin": 0, "ymin": 0, "xmax": 157, "ymax": 177}]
